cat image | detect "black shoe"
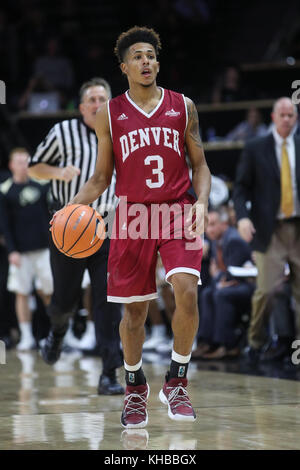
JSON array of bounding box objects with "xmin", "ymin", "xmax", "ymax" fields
[
  {"xmin": 0, "ymin": 335, "xmax": 14, "ymax": 350},
  {"xmin": 41, "ymin": 330, "xmax": 65, "ymax": 365},
  {"xmin": 243, "ymin": 345, "xmax": 261, "ymax": 364},
  {"xmin": 260, "ymin": 342, "xmax": 290, "ymax": 362},
  {"xmin": 97, "ymin": 373, "xmax": 124, "ymax": 395}
]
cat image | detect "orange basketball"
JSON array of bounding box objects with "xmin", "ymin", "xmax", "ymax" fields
[{"xmin": 51, "ymin": 204, "xmax": 106, "ymax": 258}]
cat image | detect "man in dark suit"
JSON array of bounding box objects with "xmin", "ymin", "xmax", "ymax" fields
[
  {"xmin": 192, "ymin": 208, "xmax": 255, "ymax": 359},
  {"xmin": 233, "ymin": 97, "xmax": 300, "ymax": 360}
]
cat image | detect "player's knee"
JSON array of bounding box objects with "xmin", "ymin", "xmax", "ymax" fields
[
  {"xmin": 176, "ymin": 285, "xmax": 198, "ymax": 312},
  {"xmin": 123, "ymin": 304, "xmax": 147, "ymax": 331}
]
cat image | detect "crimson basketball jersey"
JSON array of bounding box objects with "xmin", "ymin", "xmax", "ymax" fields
[{"xmin": 108, "ymin": 88, "xmax": 191, "ymax": 203}]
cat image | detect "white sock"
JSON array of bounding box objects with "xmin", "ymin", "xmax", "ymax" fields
[
  {"xmin": 171, "ymin": 350, "xmax": 191, "ymax": 364},
  {"xmin": 124, "ymin": 358, "xmax": 142, "ymax": 371},
  {"xmin": 85, "ymin": 321, "xmax": 95, "ymax": 335},
  {"xmin": 19, "ymin": 322, "xmax": 33, "ymax": 339}
]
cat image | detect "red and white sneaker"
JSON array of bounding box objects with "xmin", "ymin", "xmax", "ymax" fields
[
  {"xmin": 159, "ymin": 376, "xmax": 196, "ymax": 422},
  {"xmin": 121, "ymin": 383, "xmax": 150, "ymax": 428}
]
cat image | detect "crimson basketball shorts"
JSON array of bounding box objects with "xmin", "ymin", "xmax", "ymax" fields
[{"xmin": 107, "ymin": 193, "xmax": 203, "ymax": 303}]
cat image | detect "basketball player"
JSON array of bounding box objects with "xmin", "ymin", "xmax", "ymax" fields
[
  {"xmin": 0, "ymin": 148, "xmax": 53, "ymax": 350},
  {"xmin": 68, "ymin": 27, "xmax": 211, "ymax": 427},
  {"xmin": 28, "ymin": 78, "xmax": 124, "ymax": 395}
]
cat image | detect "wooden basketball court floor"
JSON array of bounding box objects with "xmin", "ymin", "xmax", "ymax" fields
[{"xmin": 1, "ymin": 349, "xmax": 300, "ymax": 450}]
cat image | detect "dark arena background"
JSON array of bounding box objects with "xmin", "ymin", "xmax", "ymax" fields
[{"xmin": 1, "ymin": 0, "xmax": 300, "ymax": 453}]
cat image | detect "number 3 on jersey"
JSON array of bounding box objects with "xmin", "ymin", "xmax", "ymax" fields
[{"xmin": 145, "ymin": 155, "xmax": 164, "ymax": 189}]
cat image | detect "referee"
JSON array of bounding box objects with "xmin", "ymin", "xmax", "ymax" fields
[{"xmin": 28, "ymin": 77, "xmax": 124, "ymax": 395}]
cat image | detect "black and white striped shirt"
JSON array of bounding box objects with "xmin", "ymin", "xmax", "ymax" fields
[{"xmin": 30, "ymin": 117, "xmax": 117, "ymax": 214}]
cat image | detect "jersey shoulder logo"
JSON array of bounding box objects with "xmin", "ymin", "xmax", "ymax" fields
[
  {"xmin": 165, "ymin": 108, "xmax": 180, "ymax": 117},
  {"xmin": 117, "ymin": 113, "xmax": 128, "ymax": 120}
]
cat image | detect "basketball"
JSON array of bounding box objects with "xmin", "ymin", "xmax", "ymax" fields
[{"xmin": 51, "ymin": 204, "xmax": 106, "ymax": 258}]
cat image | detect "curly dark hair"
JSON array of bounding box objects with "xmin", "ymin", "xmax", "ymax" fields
[{"xmin": 114, "ymin": 26, "xmax": 162, "ymax": 64}]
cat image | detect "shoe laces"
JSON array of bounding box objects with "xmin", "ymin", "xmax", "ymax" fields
[
  {"xmin": 166, "ymin": 383, "xmax": 193, "ymax": 411},
  {"xmin": 124, "ymin": 388, "xmax": 148, "ymax": 416}
]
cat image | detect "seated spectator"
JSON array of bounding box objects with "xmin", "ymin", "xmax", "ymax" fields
[
  {"xmin": 192, "ymin": 207, "xmax": 255, "ymax": 360},
  {"xmin": 18, "ymin": 36, "xmax": 75, "ymax": 110},
  {"xmin": 211, "ymin": 65, "xmax": 245, "ymax": 104},
  {"xmin": 225, "ymin": 107, "xmax": 268, "ymax": 142},
  {"xmin": 216, "ymin": 201, "xmax": 238, "ymax": 228}
]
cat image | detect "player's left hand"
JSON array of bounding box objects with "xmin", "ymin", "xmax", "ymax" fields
[{"xmin": 186, "ymin": 199, "xmax": 208, "ymax": 237}]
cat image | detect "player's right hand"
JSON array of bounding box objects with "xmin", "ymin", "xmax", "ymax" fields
[
  {"xmin": 60, "ymin": 165, "xmax": 81, "ymax": 182},
  {"xmin": 49, "ymin": 207, "xmax": 65, "ymax": 228}
]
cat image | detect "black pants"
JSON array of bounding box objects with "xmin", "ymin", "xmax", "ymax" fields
[
  {"xmin": 0, "ymin": 245, "xmax": 17, "ymax": 337},
  {"xmin": 270, "ymin": 280, "xmax": 295, "ymax": 340},
  {"xmin": 49, "ymin": 235, "xmax": 123, "ymax": 373}
]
